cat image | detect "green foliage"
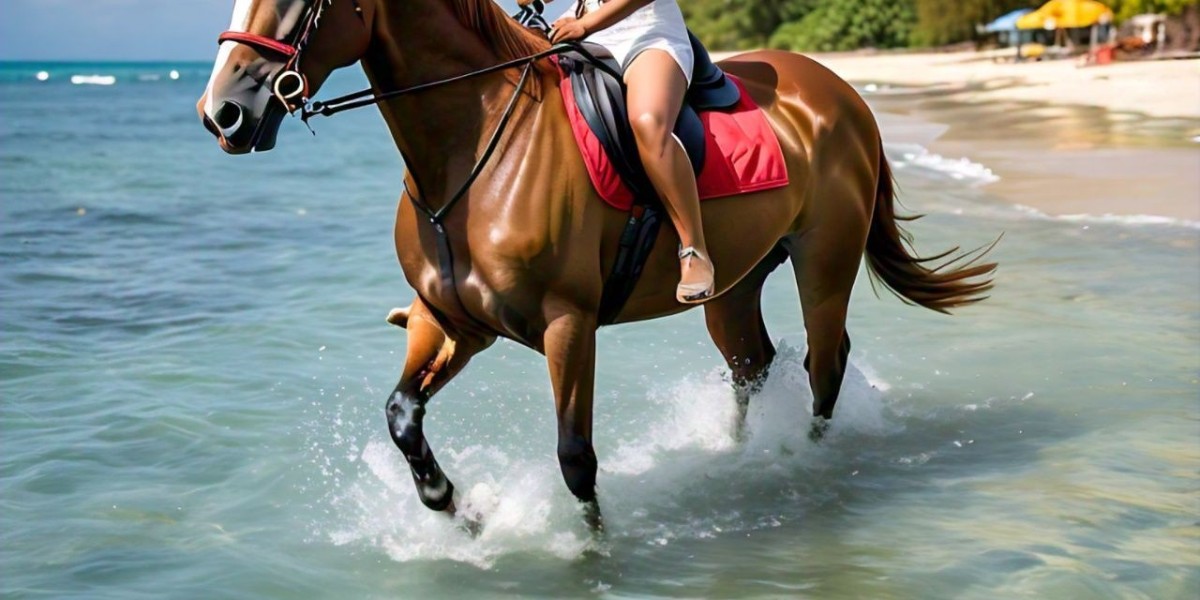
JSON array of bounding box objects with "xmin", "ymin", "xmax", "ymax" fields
[
  {"xmin": 910, "ymin": 0, "xmax": 1035, "ymax": 47},
  {"xmin": 680, "ymin": 0, "xmax": 1200, "ymax": 52},
  {"xmin": 768, "ymin": 0, "xmax": 917, "ymax": 52},
  {"xmin": 1107, "ymin": 0, "xmax": 1199, "ymax": 21},
  {"xmin": 681, "ymin": 0, "xmax": 811, "ymax": 50}
]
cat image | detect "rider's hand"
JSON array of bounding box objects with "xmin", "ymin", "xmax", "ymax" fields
[{"xmin": 550, "ymin": 16, "xmax": 588, "ymax": 43}]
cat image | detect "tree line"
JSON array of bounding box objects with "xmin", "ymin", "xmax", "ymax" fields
[{"xmin": 680, "ymin": 0, "xmax": 1199, "ymax": 51}]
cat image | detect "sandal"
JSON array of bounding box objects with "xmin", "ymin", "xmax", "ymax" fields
[{"xmin": 676, "ymin": 246, "xmax": 715, "ymax": 304}]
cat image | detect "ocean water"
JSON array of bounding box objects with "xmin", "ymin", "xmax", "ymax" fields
[{"xmin": 2, "ymin": 61, "xmax": 1198, "ymax": 598}]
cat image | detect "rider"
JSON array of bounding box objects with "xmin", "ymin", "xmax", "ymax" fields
[{"xmin": 550, "ymin": 0, "xmax": 715, "ymax": 304}]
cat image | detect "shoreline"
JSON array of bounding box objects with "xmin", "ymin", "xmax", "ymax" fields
[
  {"xmin": 805, "ymin": 50, "xmax": 1200, "ymax": 121},
  {"xmin": 717, "ymin": 49, "xmax": 1200, "ymax": 222}
]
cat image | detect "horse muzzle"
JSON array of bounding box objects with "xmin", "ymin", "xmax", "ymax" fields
[{"xmin": 198, "ymin": 74, "xmax": 289, "ymax": 155}]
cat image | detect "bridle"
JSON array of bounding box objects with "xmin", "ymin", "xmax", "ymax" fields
[
  {"xmin": 215, "ymin": 0, "xmax": 586, "ymax": 329},
  {"xmin": 214, "ymin": 0, "xmax": 563, "ymax": 121},
  {"xmin": 216, "ymin": 0, "xmax": 580, "ymax": 218},
  {"xmin": 216, "ymin": 0, "xmax": 355, "ymax": 111}
]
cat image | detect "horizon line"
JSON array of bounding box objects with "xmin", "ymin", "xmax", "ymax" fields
[{"xmin": 0, "ymin": 58, "xmax": 217, "ymax": 64}]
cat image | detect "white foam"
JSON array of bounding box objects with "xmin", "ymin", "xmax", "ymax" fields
[
  {"xmin": 888, "ymin": 143, "xmax": 999, "ymax": 186},
  {"xmin": 1014, "ymin": 204, "xmax": 1200, "ymax": 230},
  {"xmin": 70, "ymin": 74, "xmax": 116, "ymax": 86},
  {"xmin": 35, "ymin": 71, "xmax": 49, "ymax": 82},
  {"xmin": 304, "ymin": 344, "xmax": 899, "ymax": 567}
]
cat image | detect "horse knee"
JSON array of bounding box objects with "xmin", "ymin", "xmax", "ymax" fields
[
  {"xmin": 557, "ymin": 435, "xmax": 598, "ymax": 502},
  {"xmin": 630, "ymin": 111, "xmax": 667, "ymax": 153},
  {"xmin": 386, "ymin": 391, "xmax": 425, "ymax": 457},
  {"xmin": 386, "ymin": 391, "xmax": 454, "ymax": 511}
]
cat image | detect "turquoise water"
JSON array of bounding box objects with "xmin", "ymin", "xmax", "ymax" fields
[{"xmin": 2, "ymin": 62, "xmax": 1198, "ymax": 598}]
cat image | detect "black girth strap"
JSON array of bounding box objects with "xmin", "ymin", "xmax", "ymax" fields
[{"xmin": 597, "ymin": 204, "xmax": 664, "ymax": 325}]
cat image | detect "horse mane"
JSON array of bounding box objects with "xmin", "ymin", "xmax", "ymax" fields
[{"xmin": 450, "ymin": 0, "xmax": 552, "ymax": 64}]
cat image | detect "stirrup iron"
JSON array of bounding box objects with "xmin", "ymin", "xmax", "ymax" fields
[{"xmin": 677, "ymin": 247, "xmax": 715, "ymax": 304}]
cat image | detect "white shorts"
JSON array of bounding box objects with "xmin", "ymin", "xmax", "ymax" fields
[{"xmin": 572, "ymin": 0, "xmax": 694, "ymax": 85}]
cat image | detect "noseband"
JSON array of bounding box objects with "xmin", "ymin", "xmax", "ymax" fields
[{"xmin": 217, "ymin": 0, "xmax": 363, "ymax": 111}]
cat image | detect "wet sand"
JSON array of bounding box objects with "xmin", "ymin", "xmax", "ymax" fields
[
  {"xmin": 865, "ymin": 89, "xmax": 1200, "ymax": 221},
  {"xmin": 718, "ymin": 50, "xmax": 1200, "ymax": 221},
  {"xmin": 808, "ymin": 50, "xmax": 1200, "ymax": 120}
]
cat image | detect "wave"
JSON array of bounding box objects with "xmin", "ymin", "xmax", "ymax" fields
[
  {"xmin": 70, "ymin": 74, "xmax": 117, "ymax": 86},
  {"xmin": 1013, "ymin": 204, "xmax": 1200, "ymax": 230},
  {"xmin": 886, "ymin": 142, "xmax": 1000, "ymax": 186},
  {"xmin": 0, "ymin": 64, "xmax": 197, "ymax": 84}
]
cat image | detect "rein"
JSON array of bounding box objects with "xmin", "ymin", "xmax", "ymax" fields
[
  {"xmin": 218, "ymin": 0, "xmax": 583, "ymax": 330},
  {"xmin": 217, "ymin": 0, "xmax": 343, "ymax": 111},
  {"xmin": 298, "ymin": 43, "xmax": 574, "ymax": 331},
  {"xmin": 303, "ymin": 45, "xmax": 565, "ymax": 120},
  {"xmin": 303, "ymin": 44, "xmax": 570, "ymax": 223},
  {"xmin": 217, "ymin": 0, "xmax": 572, "ymax": 223}
]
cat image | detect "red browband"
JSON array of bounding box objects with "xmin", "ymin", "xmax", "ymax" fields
[{"xmin": 217, "ymin": 31, "xmax": 298, "ymax": 58}]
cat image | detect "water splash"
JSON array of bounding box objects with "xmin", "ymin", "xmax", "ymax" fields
[{"xmin": 303, "ymin": 344, "xmax": 898, "ymax": 568}]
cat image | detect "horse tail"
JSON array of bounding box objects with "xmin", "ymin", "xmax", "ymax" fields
[{"xmin": 864, "ymin": 149, "xmax": 998, "ymax": 314}]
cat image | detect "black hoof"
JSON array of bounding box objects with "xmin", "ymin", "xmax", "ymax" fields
[
  {"xmin": 457, "ymin": 512, "xmax": 484, "ymax": 539},
  {"xmin": 582, "ymin": 499, "xmax": 605, "ymax": 536},
  {"xmin": 808, "ymin": 418, "xmax": 830, "ymax": 442}
]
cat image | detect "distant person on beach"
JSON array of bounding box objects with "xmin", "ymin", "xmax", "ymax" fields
[{"xmin": 550, "ymin": 0, "xmax": 715, "ymax": 304}]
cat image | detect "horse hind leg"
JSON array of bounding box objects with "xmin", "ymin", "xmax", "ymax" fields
[
  {"xmin": 782, "ymin": 194, "xmax": 869, "ymax": 435},
  {"xmin": 703, "ymin": 244, "xmax": 788, "ymax": 440}
]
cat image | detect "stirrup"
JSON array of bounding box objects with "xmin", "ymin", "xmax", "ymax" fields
[{"xmin": 677, "ymin": 246, "xmax": 715, "ymax": 304}]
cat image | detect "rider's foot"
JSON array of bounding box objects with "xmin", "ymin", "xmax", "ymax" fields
[{"xmin": 676, "ymin": 246, "xmax": 715, "ymax": 304}]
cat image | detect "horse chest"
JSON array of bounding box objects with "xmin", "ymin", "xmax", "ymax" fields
[{"xmin": 396, "ymin": 231, "xmax": 548, "ymax": 346}]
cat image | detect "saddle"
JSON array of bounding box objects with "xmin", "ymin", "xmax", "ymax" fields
[
  {"xmin": 555, "ymin": 31, "xmax": 743, "ymax": 205},
  {"xmin": 552, "ymin": 33, "xmax": 788, "ymax": 325}
]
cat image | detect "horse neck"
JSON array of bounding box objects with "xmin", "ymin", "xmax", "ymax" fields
[{"xmin": 361, "ymin": 0, "xmax": 537, "ymax": 211}]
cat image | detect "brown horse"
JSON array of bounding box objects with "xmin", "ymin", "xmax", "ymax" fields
[{"xmin": 198, "ymin": 0, "xmax": 995, "ymax": 527}]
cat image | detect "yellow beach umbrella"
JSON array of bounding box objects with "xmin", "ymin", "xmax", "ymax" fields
[{"xmin": 1017, "ymin": 0, "xmax": 1113, "ymax": 30}]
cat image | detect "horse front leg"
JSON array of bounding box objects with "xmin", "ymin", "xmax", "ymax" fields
[
  {"xmin": 385, "ymin": 298, "xmax": 493, "ymax": 515},
  {"xmin": 543, "ymin": 309, "xmax": 603, "ymax": 532}
]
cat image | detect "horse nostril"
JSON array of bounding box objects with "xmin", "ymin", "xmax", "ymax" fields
[
  {"xmin": 202, "ymin": 112, "xmax": 220, "ymax": 138},
  {"xmin": 213, "ymin": 101, "xmax": 245, "ymax": 138}
]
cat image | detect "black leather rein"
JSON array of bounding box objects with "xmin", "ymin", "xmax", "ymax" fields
[{"xmin": 301, "ymin": 44, "xmax": 574, "ymax": 222}]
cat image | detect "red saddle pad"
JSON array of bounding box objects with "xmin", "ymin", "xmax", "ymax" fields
[{"xmin": 559, "ymin": 71, "xmax": 789, "ymax": 211}]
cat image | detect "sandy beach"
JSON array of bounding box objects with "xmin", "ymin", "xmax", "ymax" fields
[
  {"xmin": 721, "ymin": 50, "xmax": 1200, "ymax": 221},
  {"xmin": 809, "ymin": 50, "xmax": 1200, "ymax": 120}
]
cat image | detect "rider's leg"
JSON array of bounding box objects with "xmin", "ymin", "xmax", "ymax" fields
[{"xmin": 625, "ymin": 50, "xmax": 714, "ymax": 302}]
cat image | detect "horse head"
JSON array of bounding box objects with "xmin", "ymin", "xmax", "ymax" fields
[{"xmin": 198, "ymin": 0, "xmax": 375, "ymax": 154}]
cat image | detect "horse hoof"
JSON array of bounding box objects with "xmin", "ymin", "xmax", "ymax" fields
[
  {"xmin": 386, "ymin": 305, "xmax": 411, "ymax": 328},
  {"xmin": 733, "ymin": 418, "xmax": 749, "ymax": 444},
  {"xmin": 443, "ymin": 496, "xmax": 484, "ymax": 538},
  {"xmin": 458, "ymin": 513, "xmax": 484, "ymax": 539},
  {"xmin": 582, "ymin": 499, "xmax": 605, "ymax": 535},
  {"xmin": 808, "ymin": 418, "xmax": 830, "ymax": 442}
]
